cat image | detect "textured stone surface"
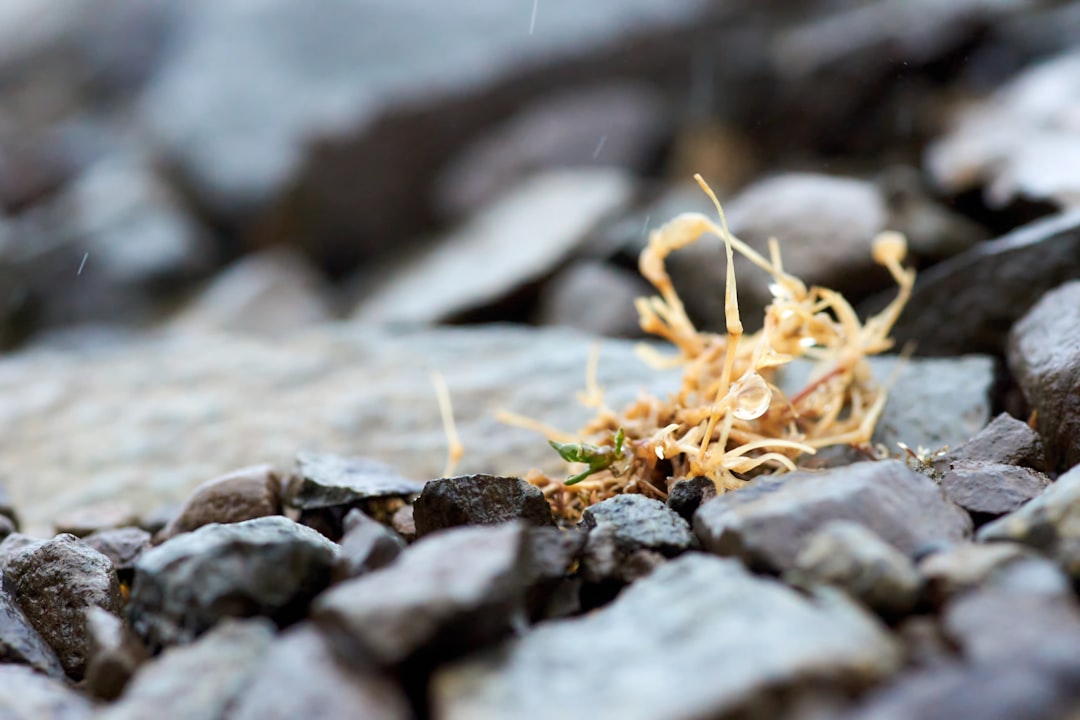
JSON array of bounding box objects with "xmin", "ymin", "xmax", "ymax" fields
[
  {"xmin": 578, "ymin": 494, "xmax": 693, "ymax": 584},
  {"xmin": 128, "ymin": 516, "xmax": 339, "ymax": 649},
  {"xmin": 2, "ymin": 534, "xmax": 120, "ymax": 678},
  {"xmin": 943, "ymin": 585, "xmax": 1080, "ymax": 663},
  {"xmin": 414, "ymin": 475, "xmax": 553, "ymax": 537},
  {"xmin": 1007, "ymin": 280, "xmax": 1080, "ymax": 470},
  {"xmin": 98, "ymin": 620, "xmax": 275, "ymax": 720},
  {"xmin": 0, "ymin": 663, "xmax": 93, "ymax": 720},
  {"xmin": 936, "ymin": 412, "xmax": 1047, "ymax": 472},
  {"xmin": 432, "ymin": 554, "xmax": 899, "ymax": 720},
  {"xmin": 939, "ymin": 461, "xmax": 1050, "ymax": 519},
  {"xmin": 160, "ymin": 463, "xmax": 282, "ymax": 540},
  {"xmin": 313, "ymin": 522, "xmax": 530, "ymax": 667},
  {"xmin": 230, "ymin": 624, "xmax": 411, "ymax": 720},
  {"xmin": 694, "ymin": 460, "xmax": 971, "ymax": 572},
  {"xmin": 918, "ymin": 542, "xmax": 1064, "ymax": 606},
  {"xmin": 333, "ymin": 508, "xmax": 405, "ymax": 582},
  {"xmin": 84, "ymin": 606, "xmax": 148, "ymax": 701},
  {"xmin": 285, "ymin": 452, "xmax": 425, "ymax": 512},
  {"xmin": 0, "ymin": 586, "xmax": 63, "ymax": 678},
  {"xmin": 353, "ymin": 169, "xmax": 632, "ymax": 324},
  {"xmin": 82, "ymin": 527, "xmax": 151, "ymax": 578},
  {"xmin": 790, "ymin": 520, "xmax": 922, "ymax": 618},
  {"xmin": 666, "ymin": 476, "xmax": 717, "ymax": 523}
]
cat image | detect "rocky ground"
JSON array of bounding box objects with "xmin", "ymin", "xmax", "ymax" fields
[{"xmin": 2, "ymin": 1, "xmax": 1080, "ymax": 719}]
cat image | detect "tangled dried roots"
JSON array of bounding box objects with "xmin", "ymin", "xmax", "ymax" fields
[{"xmin": 505, "ymin": 174, "xmax": 916, "ymax": 521}]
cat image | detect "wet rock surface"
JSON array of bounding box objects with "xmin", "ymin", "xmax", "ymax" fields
[
  {"xmin": 2, "ymin": 533, "xmax": 120, "ymax": 678},
  {"xmin": 694, "ymin": 460, "xmax": 972, "ymax": 573},
  {"xmin": 128, "ymin": 516, "xmax": 339, "ymax": 649},
  {"xmin": 413, "ymin": 475, "xmax": 553, "ymax": 537},
  {"xmin": 432, "ymin": 554, "xmax": 899, "ymax": 720}
]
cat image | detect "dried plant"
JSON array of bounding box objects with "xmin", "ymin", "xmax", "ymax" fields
[{"xmin": 503, "ymin": 174, "xmax": 916, "ymax": 520}]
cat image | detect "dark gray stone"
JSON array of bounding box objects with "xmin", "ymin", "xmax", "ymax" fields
[
  {"xmin": 333, "ymin": 508, "xmax": 405, "ymax": 582},
  {"xmin": 884, "ymin": 212, "xmax": 1080, "ymax": 356},
  {"xmin": 98, "ymin": 619, "xmax": 275, "ymax": 720},
  {"xmin": 1007, "ymin": 280, "xmax": 1080, "ymax": 471},
  {"xmin": 919, "ymin": 542, "xmax": 1066, "ymax": 607},
  {"xmin": 0, "ymin": 663, "xmax": 92, "ymax": 720},
  {"xmin": 978, "ymin": 463, "xmax": 1080, "ymax": 580},
  {"xmin": 789, "ymin": 521, "xmax": 922, "ymax": 618},
  {"xmin": 82, "ymin": 527, "xmax": 152, "ymax": 578},
  {"xmin": 936, "ymin": 412, "xmax": 1047, "ymax": 472},
  {"xmin": 695, "ymin": 460, "xmax": 971, "ymax": 572},
  {"xmin": 943, "ymin": 585, "xmax": 1080, "ymax": 663},
  {"xmin": 0, "ymin": 534, "xmax": 43, "ymax": 572},
  {"xmin": 159, "ymin": 463, "xmax": 282, "ymax": 540},
  {"xmin": 523, "ymin": 527, "xmax": 586, "ymax": 620},
  {"xmin": 432, "ymin": 554, "xmax": 899, "ymax": 720},
  {"xmin": 230, "ymin": 624, "xmax": 411, "ymax": 720},
  {"xmin": 940, "ymin": 461, "xmax": 1050, "ymax": 519},
  {"xmin": 578, "ymin": 494, "xmax": 693, "ymax": 583},
  {"xmin": 312, "ymin": 522, "xmax": 530, "ymax": 667},
  {"xmin": 285, "ymin": 452, "xmax": 424, "ymax": 512},
  {"xmin": 0, "ymin": 587, "xmax": 63, "ymax": 678},
  {"xmin": 84, "ymin": 606, "xmax": 148, "ymax": 702},
  {"xmin": 128, "ymin": 516, "xmax": 339, "ymax": 649},
  {"xmin": 2, "ymin": 533, "xmax": 120, "ymax": 679},
  {"xmin": 666, "ymin": 476, "xmax": 716, "ymax": 523},
  {"xmin": 413, "ymin": 475, "xmax": 553, "ymax": 538}
]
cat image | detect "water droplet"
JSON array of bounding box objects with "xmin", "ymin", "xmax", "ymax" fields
[{"xmin": 731, "ymin": 372, "xmax": 771, "ymax": 420}]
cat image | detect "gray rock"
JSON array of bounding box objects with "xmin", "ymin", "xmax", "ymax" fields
[
  {"xmin": 98, "ymin": 619, "xmax": 275, "ymax": 720},
  {"xmin": 81, "ymin": 527, "xmax": 152, "ymax": 578},
  {"xmin": 285, "ymin": 452, "xmax": 424, "ymax": 512},
  {"xmin": 535, "ymin": 261, "xmax": 649, "ymax": 338},
  {"xmin": 128, "ymin": 516, "xmax": 339, "ymax": 649},
  {"xmin": 52, "ymin": 500, "xmax": 137, "ymax": 537},
  {"xmin": 432, "ymin": 554, "xmax": 899, "ymax": 720},
  {"xmin": 978, "ymin": 463, "xmax": 1080, "ymax": 579},
  {"xmin": 436, "ymin": 82, "xmax": 668, "ymax": 220},
  {"xmin": 168, "ymin": 248, "xmax": 332, "ymax": 338},
  {"xmin": 333, "ymin": 508, "xmax": 405, "ymax": 582},
  {"xmin": 1007, "ymin": 280, "xmax": 1080, "ymax": 470},
  {"xmin": 391, "ymin": 505, "xmax": 416, "ymax": 543},
  {"xmin": 694, "ymin": 460, "xmax": 971, "ymax": 572},
  {"xmin": 943, "ymin": 585, "xmax": 1080, "ymax": 663},
  {"xmin": 0, "ymin": 587, "xmax": 64, "ymax": 678},
  {"xmin": 0, "ymin": 533, "xmax": 43, "ymax": 572},
  {"xmin": 884, "ymin": 211, "xmax": 1080, "ymax": 356},
  {"xmin": 940, "ymin": 461, "xmax": 1050, "ymax": 519},
  {"xmin": 0, "ymin": 324, "xmax": 681, "ymax": 532},
  {"xmin": 927, "ymin": 50, "xmax": 1080, "ymax": 209},
  {"xmin": 878, "ymin": 166, "xmax": 988, "ymax": 261},
  {"xmin": 159, "ymin": 463, "xmax": 282, "ymax": 541},
  {"xmin": 230, "ymin": 624, "xmax": 411, "ymax": 720},
  {"xmin": 353, "ymin": 169, "xmax": 633, "ymax": 324},
  {"xmin": 84, "ymin": 606, "xmax": 148, "ymax": 701},
  {"xmin": 789, "ymin": 520, "xmax": 922, "ymax": 618},
  {"xmin": 414, "ymin": 475, "xmax": 553, "ymax": 538},
  {"xmin": 0, "ymin": 663, "xmax": 92, "ymax": 720},
  {"xmin": 936, "ymin": 412, "xmax": 1047, "ymax": 472},
  {"xmin": 578, "ymin": 494, "xmax": 693, "ymax": 583},
  {"xmin": 312, "ymin": 522, "xmax": 530, "ymax": 667},
  {"xmin": 918, "ymin": 542, "xmax": 1067, "ymax": 606},
  {"xmin": 140, "ymin": 0, "xmax": 719, "ymax": 267},
  {"xmin": 523, "ymin": 527, "xmax": 585, "ymax": 619},
  {"xmin": 666, "ymin": 476, "xmax": 716, "ymax": 523},
  {"xmin": 2, "ymin": 533, "xmax": 120, "ymax": 678}
]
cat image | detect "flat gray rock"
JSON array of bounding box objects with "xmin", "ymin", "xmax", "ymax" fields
[
  {"xmin": 98, "ymin": 619, "xmax": 275, "ymax": 720},
  {"xmin": 694, "ymin": 460, "xmax": 971, "ymax": 572},
  {"xmin": 940, "ymin": 461, "xmax": 1050, "ymax": 518},
  {"xmin": 286, "ymin": 452, "xmax": 424, "ymax": 512},
  {"xmin": 413, "ymin": 475, "xmax": 553, "ymax": 538},
  {"xmin": 432, "ymin": 554, "xmax": 899, "ymax": 720},
  {"xmin": 128, "ymin": 516, "xmax": 339, "ymax": 649}
]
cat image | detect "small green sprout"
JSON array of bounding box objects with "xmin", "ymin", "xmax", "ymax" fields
[{"xmin": 550, "ymin": 428, "xmax": 626, "ymax": 486}]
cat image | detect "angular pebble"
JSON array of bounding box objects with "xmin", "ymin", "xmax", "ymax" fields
[
  {"xmin": 84, "ymin": 606, "xmax": 148, "ymax": 701},
  {"xmin": 943, "ymin": 585, "xmax": 1080, "ymax": 663},
  {"xmin": 98, "ymin": 620, "xmax": 275, "ymax": 720},
  {"xmin": 391, "ymin": 504, "xmax": 416, "ymax": 542},
  {"xmin": 2, "ymin": 534, "xmax": 120, "ymax": 678},
  {"xmin": 231, "ymin": 624, "xmax": 411, "ymax": 720},
  {"xmin": 789, "ymin": 521, "xmax": 922, "ymax": 618},
  {"xmin": 0, "ymin": 664, "xmax": 92, "ymax": 720},
  {"xmin": 0, "ymin": 587, "xmax": 64, "ymax": 678},
  {"xmin": 413, "ymin": 475, "xmax": 553, "ymax": 538},
  {"xmin": 978, "ymin": 463, "xmax": 1080, "ymax": 579},
  {"xmin": 1007, "ymin": 280, "xmax": 1080, "ymax": 470},
  {"xmin": 82, "ymin": 527, "xmax": 152, "ymax": 580},
  {"xmin": 936, "ymin": 412, "xmax": 1047, "ymax": 472},
  {"xmin": 940, "ymin": 461, "xmax": 1050, "ymax": 519},
  {"xmin": 159, "ymin": 463, "xmax": 282, "ymax": 540},
  {"xmin": 313, "ymin": 522, "xmax": 530, "ymax": 667},
  {"xmin": 432, "ymin": 554, "xmax": 899, "ymax": 720},
  {"xmin": 694, "ymin": 460, "xmax": 971, "ymax": 572},
  {"xmin": 333, "ymin": 508, "xmax": 405, "ymax": 582},
  {"xmin": 523, "ymin": 527, "xmax": 586, "ymax": 619},
  {"xmin": 919, "ymin": 542, "xmax": 1066, "ymax": 606},
  {"xmin": 128, "ymin": 516, "xmax": 339, "ymax": 649},
  {"xmin": 578, "ymin": 495, "xmax": 693, "ymax": 584},
  {"xmin": 666, "ymin": 476, "xmax": 716, "ymax": 523},
  {"xmin": 285, "ymin": 452, "xmax": 424, "ymax": 511}
]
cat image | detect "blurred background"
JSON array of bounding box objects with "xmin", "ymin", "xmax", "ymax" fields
[{"xmin": 0, "ymin": 0, "xmax": 1078, "ymax": 350}]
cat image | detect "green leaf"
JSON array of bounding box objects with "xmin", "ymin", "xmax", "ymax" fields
[{"xmin": 549, "ymin": 429, "xmax": 628, "ymax": 486}]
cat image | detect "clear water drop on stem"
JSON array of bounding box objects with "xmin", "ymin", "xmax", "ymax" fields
[{"xmin": 731, "ymin": 372, "xmax": 771, "ymax": 420}]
